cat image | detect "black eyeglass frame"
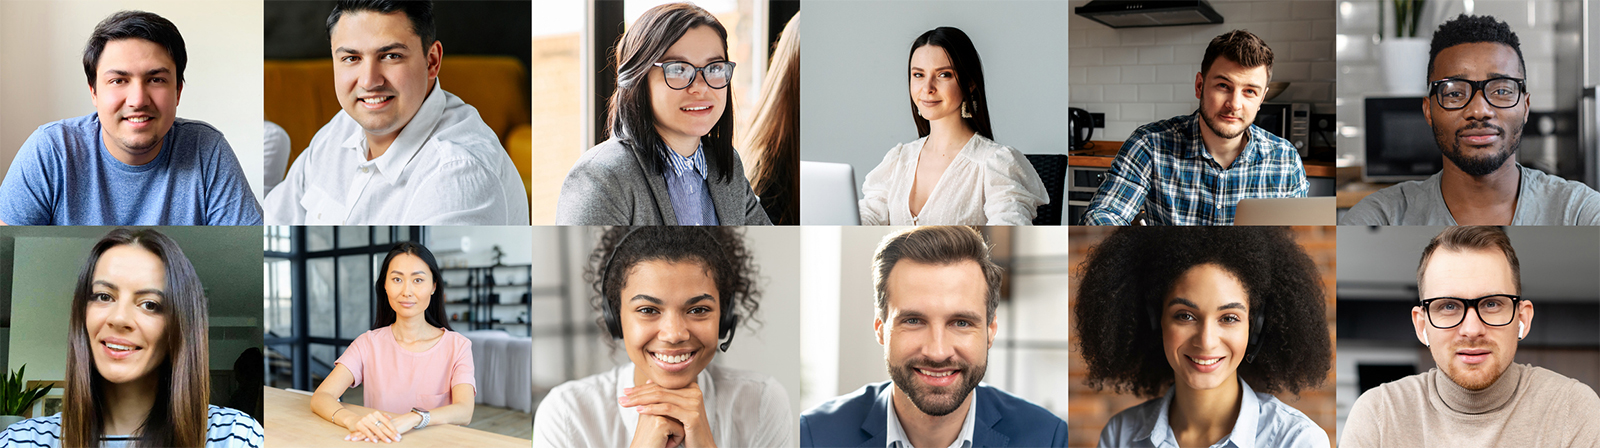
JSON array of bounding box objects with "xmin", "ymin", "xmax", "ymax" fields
[
  {"xmin": 1427, "ymin": 77, "xmax": 1527, "ymax": 110},
  {"xmin": 1419, "ymin": 294, "xmax": 1523, "ymax": 329},
  {"xmin": 652, "ymin": 61, "xmax": 737, "ymax": 90}
]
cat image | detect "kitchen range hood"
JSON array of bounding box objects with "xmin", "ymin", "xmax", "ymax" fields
[{"xmin": 1074, "ymin": 0, "xmax": 1225, "ymax": 28}]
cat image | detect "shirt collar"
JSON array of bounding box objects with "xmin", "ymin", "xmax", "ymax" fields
[
  {"xmin": 1181, "ymin": 111, "xmax": 1263, "ymax": 167},
  {"xmin": 616, "ymin": 363, "xmax": 719, "ymax": 445},
  {"xmin": 663, "ymin": 143, "xmax": 710, "ymax": 181},
  {"xmin": 340, "ymin": 77, "xmax": 448, "ymax": 184},
  {"xmin": 882, "ymin": 385, "xmax": 977, "ymax": 448},
  {"xmin": 1142, "ymin": 377, "xmax": 1261, "ymax": 448}
]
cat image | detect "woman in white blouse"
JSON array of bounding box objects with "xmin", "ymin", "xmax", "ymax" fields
[{"xmin": 859, "ymin": 26, "xmax": 1048, "ymax": 225}]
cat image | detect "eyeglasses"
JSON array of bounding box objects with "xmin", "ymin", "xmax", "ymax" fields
[
  {"xmin": 1428, "ymin": 77, "xmax": 1526, "ymax": 110},
  {"xmin": 653, "ymin": 61, "xmax": 735, "ymax": 90},
  {"xmin": 1419, "ymin": 294, "xmax": 1522, "ymax": 329}
]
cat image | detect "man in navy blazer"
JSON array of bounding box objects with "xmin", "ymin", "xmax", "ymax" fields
[{"xmin": 800, "ymin": 227, "xmax": 1068, "ymax": 447}]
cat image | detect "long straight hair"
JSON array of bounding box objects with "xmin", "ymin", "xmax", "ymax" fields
[
  {"xmin": 908, "ymin": 27, "xmax": 994, "ymax": 140},
  {"xmin": 65, "ymin": 228, "xmax": 209, "ymax": 448},
  {"xmin": 606, "ymin": 2, "xmax": 738, "ymax": 183},
  {"xmin": 371, "ymin": 242, "xmax": 452, "ymax": 331},
  {"xmin": 743, "ymin": 12, "xmax": 800, "ymax": 225}
]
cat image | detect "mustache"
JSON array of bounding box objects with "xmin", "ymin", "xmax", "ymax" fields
[
  {"xmin": 906, "ymin": 358, "xmax": 966, "ymax": 371},
  {"xmin": 1456, "ymin": 121, "xmax": 1506, "ymax": 137}
]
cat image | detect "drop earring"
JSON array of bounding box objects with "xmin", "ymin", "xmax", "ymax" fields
[{"xmin": 960, "ymin": 100, "xmax": 972, "ymax": 118}]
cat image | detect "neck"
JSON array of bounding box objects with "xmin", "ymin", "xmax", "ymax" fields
[
  {"xmin": 102, "ymin": 130, "xmax": 163, "ymax": 166},
  {"xmin": 1437, "ymin": 363, "xmax": 1523, "ymax": 414},
  {"xmin": 365, "ymin": 131, "xmax": 398, "ymax": 161},
  {"xmin": 1168, "ymin": 376, "xmax": 1242, "ymax": 446},
  {"xmin": 662, "ymin": 135, "xmax": 701, "ymax": 159},
  {"xmin": 892, "ymin": 384, "xmax": 971, "ymax": 448},
  {"xmin": 1198, "ymin": 120, "xmax": 1247, "ymax": 169},
  {"xmin": 1439, "ymin": 159, "xmax": 1521, "ymax": 222},
  {"xmin": 390, "ymin": 313, "xmax": 436, "ymax": 341},
  {"xmin": 102, "ymin": 373, "xmax": 160, "ymax": 436},
  {"xmin": 927, "ymin": 116, "xmax": 976, "ymax": 152}
]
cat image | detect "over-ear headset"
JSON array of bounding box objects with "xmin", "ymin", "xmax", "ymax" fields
[
  {"xmin": 1148, "ymin": 300, "xmax": 1266, "ymax": 363},
  {"xmin": 601, "ymin": 227, "xmax": 739, "ymax": 352}
]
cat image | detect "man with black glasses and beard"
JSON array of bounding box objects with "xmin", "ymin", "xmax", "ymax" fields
[
  {"xmin": 800, "ymin": 226, "xmax": 1066, "ymax": 448},
  {"xmin": 1343, "ymin": 14, "xmax": 1600, "ymax": 225}
]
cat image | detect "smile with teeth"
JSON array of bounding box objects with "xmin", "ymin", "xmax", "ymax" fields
[
  {"xmin": 361, "ymin": 96, "xmax": 393, "ymax": 104},
  {"xmin": 105, "ymin": 342, "xmax": 139, "ymax": 351},
  {"xmin": 681, "ymin": 106, "xmax": 710, "ymax": 111},
  {"xmin": 917, "ymin": 368, "xmax": 956, "ymax": 377},
  {"xmin": 125, "ymin": 116, "xmax": 152, "ymax": 123},
  {"xmin": 1187, "ymin": 355, "xmax": 1221, "ymax": 366},
  {"xmin": 652, "ymin": 351, "xmax": 694, "ymax": 364}
]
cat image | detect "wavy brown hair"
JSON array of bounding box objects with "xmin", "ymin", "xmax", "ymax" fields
[
  {"xmin": 742, "ymin": 12, "xmax": 800, "ymax": 225},
  {"xmin": 65, "ymin": 228, "xmax": 209, "ymax": 447}
]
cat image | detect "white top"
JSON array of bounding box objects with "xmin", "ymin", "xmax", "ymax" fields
[
  {"xmin": 532, "ymin": 363, "xmax": 795, "ymax": 448},
  {"xmin": 262, "ymin": 79, "xmax": 530, "ymax": 225},
  {"xmin": 858, "ymin": 134, "xmax": 1048, "ymax": 225},
  {"xmin": 885, "ymin": 385, "xmax": 977, "ymax": 448}
]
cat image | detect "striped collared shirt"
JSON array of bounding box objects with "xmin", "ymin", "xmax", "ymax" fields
[
  {"xmin": 662, "ymin": 144, "xmax": 718, "ymax": 225},
  {"xmin": 1083, "ymin": 112, "xmax": 1308, "ymax": 225}
]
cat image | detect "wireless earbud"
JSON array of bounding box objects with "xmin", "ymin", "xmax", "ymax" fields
[
  {"xmin": 1422, "ymin": 331, "xmax": 1430, "ymax": 347},
  {"xmin": 1518, "ymin": 322, "xmax": 1525, "ymax": 340}
]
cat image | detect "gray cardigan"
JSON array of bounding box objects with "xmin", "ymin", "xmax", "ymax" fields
[{"xmin": 556, "ymin": 138, "xmax": 772, "ymax": 225}]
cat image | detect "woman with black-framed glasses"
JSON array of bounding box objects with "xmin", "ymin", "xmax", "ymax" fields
[{"xmin": 556, "ymin": 2, "xmax": 770, "ymax": 226}]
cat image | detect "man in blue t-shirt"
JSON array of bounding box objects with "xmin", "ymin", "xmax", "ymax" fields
[{"xmin": 0, "ymin": 10, "xmax": 261, "ymax": 225}]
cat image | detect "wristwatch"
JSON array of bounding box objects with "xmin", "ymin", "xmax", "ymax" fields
[{"xmin": 410, "ymin": 408, "xmax": 430, "ymax": 430}]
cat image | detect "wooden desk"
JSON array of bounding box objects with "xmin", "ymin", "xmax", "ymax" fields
[
  {"xmin": 1068, "ymin": 140, "xmax": 1338, "ymax": 178},
  {"xmin": 264, "ymin": 387, "xmax": 529, "ymax": 448}
]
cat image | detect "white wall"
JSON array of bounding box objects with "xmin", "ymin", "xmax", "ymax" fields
[
  {"xmin": 7, "ymin": 237, "xmax": 93, "ymax": 382},
  {"xmin": 0, "ymin": 1, "xmax": 266, "ymax": 202},
  {"xmin": 801, "ymin": 1, "xmax": 1072, "ymax": 190},
  {"xmin": 1070, "ymin": 0, "xmax": 1338, "ymax": 143}
]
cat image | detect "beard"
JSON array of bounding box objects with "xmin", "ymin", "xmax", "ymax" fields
[
  {"xmin": 1440, "ymin": 339, "xmax": 1507, "ymax": 391},
  {"xmin": 887, "ymin": 356, "xmax": 986, "ymax": 416},
  {"xmin": 1199, "ymin": 109, "xmax": 1249, "ymax": 140},
  {"xmin": 1437, "ymin": 120, "xmax": 1520, "ymax": 177}
]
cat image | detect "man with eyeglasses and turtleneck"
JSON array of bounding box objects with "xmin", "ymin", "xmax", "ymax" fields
[
  {"xmin": 1341, "ymin": 14, "xmax": 1600, "ymax": 225},
  {"xmin": 1341, "ymin": 226, "xmax": 1600, "ymax": 447}
]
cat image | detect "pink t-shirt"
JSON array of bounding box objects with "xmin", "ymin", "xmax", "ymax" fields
[{"xmin": 335, "ymin": 326, "xmax": 476, "ymax": 415}]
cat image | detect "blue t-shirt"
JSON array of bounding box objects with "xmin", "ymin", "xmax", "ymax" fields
[{"xmin": 0, "ymin": 113, "xmax": 263, "ymax": 225}]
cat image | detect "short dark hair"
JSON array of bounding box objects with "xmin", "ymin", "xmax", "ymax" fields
[
  {"xmin": 607, "ymin": 3, "xmax": 738, "ymax": 183},
  {"xmin": 82, "ymin": 10, "xmax": 187, "ymax": 89},
  {"xmin": 327, "ymin": 0, "xmax": 437, "ymax": 49},
  {"xmin": 1073, "ymin": 227, "xmax": 1330, "ymax": 398},
  {"xmin": 1416, "ymin": 226, "xmax": 1521, "ymax": 297},
  {"xmin": 1200, "ymin": 29, "xmax": 1273, "ymax": 79},
  {"xmin": 907, "ymin": 27, "xmax": 993, "ymax": 141},
  {"xmin": 872, "ymin": 226, "xmax": 1003, "ymax": 324},
  {"xmin": 1427, "ymin": 14, "xmax": 1525, "ymax": 80}
]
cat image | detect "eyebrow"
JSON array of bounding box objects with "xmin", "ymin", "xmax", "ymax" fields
[
  {"xmin": 660, "ymin": 53, "xmax": 726, "ymax": 65},
  {"xmin": 628, "ymin": 294, "xmax": 715, "ymax": 305},
  {"xmin": 336, "ymin": 42, "xmax": 409, "ymax": 55},
  {"xmin": 893, "ymin": 309, "xmax": 984, "ymax": 322},
  {"xmin": 92, "ymin": 280, "xmax": 167, "ymax": 299},
  {"xmin": 1168, "ymin": 297, "xmax": 1248, "ymax": 311},
  {"xmin": 911, "ymin": 65, "xmax": 954, "ymax": 72},
  {"xmin": 390, "ymin": 269, "xmax": 428, "ymax": 276},
  {"xmin": 103, "ymin": 67, "xmax": 171, "ymax": 78},
  {"xmin": 1210, "ymin": 73, "xmax": 1264, "ymax": 89}
]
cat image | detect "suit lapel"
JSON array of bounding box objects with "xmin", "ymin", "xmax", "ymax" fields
[
  {"xmin": 974, "ymin": 387, "xmax": 1010, "ymax": 447},
  {"xmin": 625, "ymin": 142, "xmax": 676, "ymax": 225},
  {"xmin": 857, "ymin": 385, "xmax": 890, "ymax": 447}
]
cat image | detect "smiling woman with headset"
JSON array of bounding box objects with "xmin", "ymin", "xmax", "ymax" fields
[
  {"xmin": 1073, "ymin": 227, "xmax": 1332, "ymax": 448},
  {"xmin": 532, "ymin": 227, "xmax": 792, "ymax": 448}
]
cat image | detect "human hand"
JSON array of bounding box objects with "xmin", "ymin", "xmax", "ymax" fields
[
  {"xmin": 629, "ymin": 413, "xmax": 685, "ymax": 448},
  {"xmin": 621, "ymin": 380, "xmax": 716, "ymax": 448},
  {"xmin": 343, "ymin": 410, "xmax": 413, "ymax": 443}
]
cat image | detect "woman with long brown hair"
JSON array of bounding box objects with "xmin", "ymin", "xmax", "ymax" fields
[
  {"xmin": 0, "ymin": 228, "xmax": 262, "ymax": 447},
  {"xmin": 741, "ymin": 12, "xmax": 800, "ymax": 225}
]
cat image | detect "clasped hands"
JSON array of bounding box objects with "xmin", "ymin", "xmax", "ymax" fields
[
  {"xmin": 622, "ymin": 380, "xmax": 716, "ymax": 448},
  {"xmin": 341, "ymin": 408, "xmax": 422, "ymax": 443}
]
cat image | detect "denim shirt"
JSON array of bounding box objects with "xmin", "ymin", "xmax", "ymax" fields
[
  {"xmin": 662, "ymin": 144, "xmax": 719, "ymax": 225},
  {"xmin": 1097, "ymin": 378, "xmax": 1329, "ymax": 448}
]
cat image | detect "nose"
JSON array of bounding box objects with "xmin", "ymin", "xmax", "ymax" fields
[
  {"xmin": 358, "ymin": 58, "xmax": 385, "ymax": 93},
  {"xmin": 921, "ymin": 325, "xmax": 956, "ymax": 361},
  {"xmin": 125, "ymin": 81, "xmax": 151, "ymax": 110},
  {"xmin": 1456, "ymin": 307, "xmax": 1488, "ymax": 337},
  {"xmin": 1458, "ymin": 88, "xmax": 1496, "ymax": 121},
  {"xmin": 657, "ymin": 311, "xmax": 690, "ymax": 344},
  {"xmin": 105, "ymin": 297, "xmax": 133, "ymax": 330},
  {"xmin": 685, "ymin": 69, "xmax": 710, "ymax": 95}
]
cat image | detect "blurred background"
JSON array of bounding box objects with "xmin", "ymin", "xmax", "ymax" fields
[
  {"xmin": 1335, "ymin": 226, "xmax": 1600, "ymax": 442},
  {"xmin": 526, "ymin": 226, "xmax": 802, "ymax": 425},
  {"xmin": 262, "ymin": 225, "xmax": 534, "ymax": 437},
  {"xmin": 1066, "ymin": 226, "xmax": 1337, "ymax": 448},
  {"xmin": 797, "ymin": 227, "xmax": 1069, "ymax": 424},
  {"xmin": 0, "ymin": 227, "xmax": 263, "ymax": 422}
]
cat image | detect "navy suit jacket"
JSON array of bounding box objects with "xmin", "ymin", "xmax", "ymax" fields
[{"xmin": 800, "ymin": 381, "xmax": 1067, "ymax": 447}]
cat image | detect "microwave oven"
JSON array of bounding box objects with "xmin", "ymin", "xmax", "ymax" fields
[{"xmin": 1254, "ymin": 103, "xmax": 1310, "ymax": 157}]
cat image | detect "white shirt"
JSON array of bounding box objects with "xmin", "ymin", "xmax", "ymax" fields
[
  {"xmin": 859, "ymin": 134, "xmax": 1049, "ymax": 225},
  {"xmin": 262, "ymin": 79, "xmax": 530, "ymax": 224},
  {"xmin": 885, "ymin": 385, "xmax": 977, "ymax": 448},
  {"xmin": 532, "ymin": 363, "xmax": 795, "ymax": 448},
  {"xmin": 263, "ymin": 121, "xmax": 289, "ymax": 196}
]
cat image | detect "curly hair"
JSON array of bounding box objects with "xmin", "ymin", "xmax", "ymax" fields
[
  {"xmin": 584, "ymin": 226, "xmax": 761, "ymax": 346},
  {"xmin": 1073, "ymin": 227, "xmax": 1329, "ymax": 398},
  {"xmin": 1428, "ymin": 14, "xmax": 1524, "ymax": 80}
]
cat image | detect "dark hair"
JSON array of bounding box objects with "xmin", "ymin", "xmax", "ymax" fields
[
  {"xmin": 1200, "ymin": 29, "xmax": 1274, "ymax": 79},
  {"xmin": 1427, "ymin": 14, "xmax": 1525, "ymax": 80},
  {"xmin": 585, "ymin": 226, "xmax": 760, "ymax": 344},
  {"xmin": 1417, "ymin": 226, "xmax": 1520, "ymax": 296},
  {"xmin": 607, "ymin": 3, "xmax": 738, "ymax": 183},
  {"xmin": 873, "ymin": 226, "xmax": 1003, "ymax": 324},
  {"xmin": 908, "ymin": 27, "xmax": 993, "ymax": 140},
  {"xmin": 65, "ymin": 228, "xmax": 209, "ymax": 447},
  {"xmin": 1073, "ymin": 227, "xmax": 1329, "ymax": 398},
  {"xmin": 372, "ymin": 241, "xmax": 452, "ymax": 331},
  {"xmin": 327, "ymin": 0, "xmax": 437, "ymax": 49},
  {"xmin": 82, "ymin": 10, "xmax": 187, "ymax": 89}
]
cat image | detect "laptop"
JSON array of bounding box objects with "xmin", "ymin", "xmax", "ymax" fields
[
  {"xmin": 1233, "ymin": 197, "xmax": 1336, "ymax": 225},
  {"xmin": 800, "ymin": 161, "xmax": 861, "ymax": 225}
]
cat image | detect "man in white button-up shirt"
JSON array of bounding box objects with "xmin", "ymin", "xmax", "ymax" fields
[{"xmin": 262, "ymin": 0, "xmax": 528, "ymax": 225}]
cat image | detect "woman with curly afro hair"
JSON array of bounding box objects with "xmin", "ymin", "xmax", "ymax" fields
[
  {"xmin": 531, "ymin": 226, "xmax": 793, "ymax": 448},
  {"xmin": 1074, "ymin": 227, "xmax": 1331, "ymax": 448}
]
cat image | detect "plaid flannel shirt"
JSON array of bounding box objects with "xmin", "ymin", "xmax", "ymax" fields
[{"xmin": 1083, "ymin": 112, "xmax": 1308, "ymax": 225}]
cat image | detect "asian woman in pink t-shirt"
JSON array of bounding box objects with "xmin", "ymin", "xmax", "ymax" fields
[{"xmin": 308, "ymin": 241, "xmax": 476, "ymax": 443}]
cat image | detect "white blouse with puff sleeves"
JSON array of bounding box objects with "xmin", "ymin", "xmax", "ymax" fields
[{"xmin": 858, "ymin": 134, "xmax": 1049, "ymax": 225}]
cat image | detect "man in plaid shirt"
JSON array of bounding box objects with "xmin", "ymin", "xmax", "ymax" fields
[{"xmin": 1084, "ymin": 30, "xmax": 1308, "ymax": 226}]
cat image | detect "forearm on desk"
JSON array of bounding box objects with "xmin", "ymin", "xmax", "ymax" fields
[{"xmin": 311, "ymin": 392, "xmax": 389, "ymax": 429}]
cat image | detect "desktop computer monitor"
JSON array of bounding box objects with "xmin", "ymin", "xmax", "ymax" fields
[{"xmin": 1363, "ymin": 97, "xmax": 1441, "ymax": 183}]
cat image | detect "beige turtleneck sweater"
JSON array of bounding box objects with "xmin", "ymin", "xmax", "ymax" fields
[{"xmin": 1341, "ymin": 363, "xmax": 1600, "ymax": 447}]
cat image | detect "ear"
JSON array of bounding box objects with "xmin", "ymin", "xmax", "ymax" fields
[
  {"xmin": 986, "ymin": 316, "xmax": 998, "ymax": 349},
  {"xmin": 1194, "ymin": 71, "xmax": 1204, "ymax": 100},
  {"xmin": 874, "ymin": 317, "xmax": 886, "ymax": 346},
  {"xmin": 1422, "ymin": 96, "xmax": 1433, "ymax": 128},
  {"xmin": 175, "ymin": 80, "xmax": 183, "ymax": 105},
  {"xmin": 426, "ymin": 40, "xmax": 444, "ymax": 83},
  {"xmin": 1412, "ymin": 306, "xmax": 1430, "ymax": 346},
  {"xmin": 1516, "ymin": 299, "xmax": 1534, "ymax": 339}
]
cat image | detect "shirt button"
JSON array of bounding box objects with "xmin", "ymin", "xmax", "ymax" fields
[{"xmin": 361, "ymin": 167, "xmax": 370, "ymax": 173}]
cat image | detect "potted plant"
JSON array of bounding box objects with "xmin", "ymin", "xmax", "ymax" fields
[
  {"xmin": 1379, "ymin": 0, "xmax": 1431, "ymax": 94},
  {"xmin": 0, "ymin": 365, "xmax": 52, "ymax": 429}
]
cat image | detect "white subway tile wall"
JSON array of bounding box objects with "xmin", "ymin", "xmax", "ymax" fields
[
  {"xmin": 1335, "ymin": 0, "xmax": 1565, "ymax": 164},
  {"xmin": 1069, "ymin": 0, "xmax": 1338, "ymax": 143}
]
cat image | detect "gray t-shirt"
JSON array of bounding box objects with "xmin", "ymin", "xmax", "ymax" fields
[{"xmin": 1341, "ymin": 164, "xmax": 1600, "ymax": 225}]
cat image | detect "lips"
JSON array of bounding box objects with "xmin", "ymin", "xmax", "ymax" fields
[
  {"xmin": 912, "ymin": 366, "xmax": 962, "ymax": 387},
  {"xmin": 122, "ymin": 114, "xmax": 155, "ymax": 129},
  {"xmin": 1456, "ymin": 348, "xmax": 1492, "ymax": 365},
  {"xmin": 398, "ymin": 301, "xmax": 417, "ymax": 309},
  {"xmin": 649, "ymin": 349, "xmax": 697, "ymax": 373},
  {"xmin": 357, "ymin": 95, "xmax": 395, "ymax": 109},
  {"xmin": 679, "ymin": 102, "xmax": 715, "ymax": 116},
  {"xmin": 101, "ymin": 337, "xmax": 144, "ymax": 360},
  {"xmin": 1186, "ymin": 354, "xmax": 1225, "ymax": 373},
  {"xmin": 1458, "ymin": 127, "xmax": 1502, "ymax": 146}
]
